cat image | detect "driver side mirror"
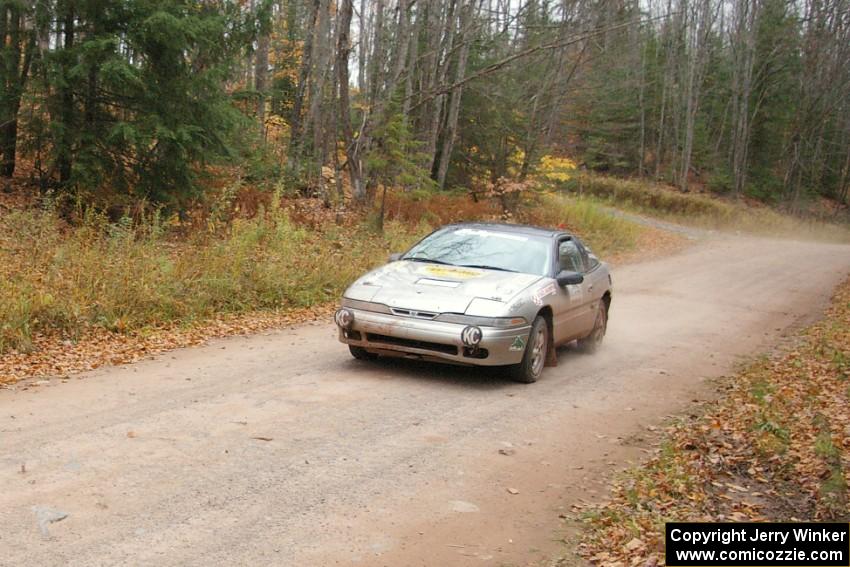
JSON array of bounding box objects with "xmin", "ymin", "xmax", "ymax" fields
[
  {"xmin": 388, "ymin": 252, "xmax": 402, "ymax": 262},
  {"xmin": 556, "ymin": 270, "xmax": 584, "ymax": 286}
]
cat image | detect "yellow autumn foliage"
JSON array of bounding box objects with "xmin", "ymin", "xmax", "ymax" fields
[{"xmin": 538, "ymin": 155, "xmax": 578, "ymax": 182}]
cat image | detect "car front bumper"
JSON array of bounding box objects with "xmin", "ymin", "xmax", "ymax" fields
[{"xmin": 337, "ymin": 308, "xmax": 530, "ymax": 366}]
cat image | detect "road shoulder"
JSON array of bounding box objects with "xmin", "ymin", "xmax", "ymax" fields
[{"xmin": 567, "ymin": 276, "xmax": 850, "ymax": 566}]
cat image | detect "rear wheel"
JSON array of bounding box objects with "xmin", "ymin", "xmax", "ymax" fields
[
  {"xmin": 577, "ymin": 300, "xmax": 608, "ymax": 354},
  {"xmin": 349, "ymin": 345, "xmax": 378, "ymax": 361},
  {"xmin": 510, "ymin": 316, "xmax": 548, "ymax": 384}
]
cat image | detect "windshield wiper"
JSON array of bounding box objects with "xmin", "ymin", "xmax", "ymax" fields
[
  {"xmin": 403, "ymin": 256, "xmax": 456, "ymax": 266},
  {"xmin": 457, "ymin": 264, "xmax": 518, "ymax": 273}
]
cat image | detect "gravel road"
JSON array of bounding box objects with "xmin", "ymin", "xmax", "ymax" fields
[{"xmin": 1, "ymin": 235, "xmax": 849, "ymax": 566}]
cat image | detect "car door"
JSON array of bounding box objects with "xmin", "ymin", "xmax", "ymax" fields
[
  {"xmin": 550, "ymin": 238, "xmax": 592, "ymax": 344},
  {"xmin": 575, "ymin": 238, "xmax": 606, "ymax": 332}
]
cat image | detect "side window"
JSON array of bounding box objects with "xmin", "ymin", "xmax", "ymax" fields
[
  {"xmin": 558, "ymin": 240, "xmax": 585, "ymax": 273},
  {"xmin": 576, "ymin": 239, "xmax": 600, "ymax": 271}
]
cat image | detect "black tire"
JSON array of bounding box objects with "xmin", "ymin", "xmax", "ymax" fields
[
  {"xmin": 349, "ymin": 345, "xmax": 378, "ymax": 361},
  {"xmin": 510, "ymin": 315, "xmax": 549, "ymax": 384},
  {"xmin": 577, "ymin": 300, "xmax": 608, "ymax": 354}
]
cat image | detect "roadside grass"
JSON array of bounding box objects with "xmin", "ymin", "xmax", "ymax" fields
[
  {"xmin": 0, "ymin": 189, "xmax": 644, "ymax": 360},
  {"xmin": 522, "ymin": 193, "xmax": 643, "ymax": 258},
  {"xmin": 0, "ymin": 201, "xmax": 421, "ymax": 355},
  {"xmin": 551, "ymin": 174, "xmax": 850, "ymax": 242},
  {"xmin": 575, "ymin": 279, "xmax": 850, "ymax": 566}
]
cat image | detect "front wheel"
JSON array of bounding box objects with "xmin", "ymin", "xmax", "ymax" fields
[
  {"xmin": 577, "ymin": 300, "xmax": 608, "ymax": 354},
  {"xmin": 510, "ymin": 315, "xmax": 549, "ymax": 383}
]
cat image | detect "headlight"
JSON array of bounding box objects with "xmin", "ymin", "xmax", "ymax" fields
[
  {"xmin": 334, "ymin": 308, "xmax": 355, "ymax": 329},
  {"xmin": 436, "ymin": 314, "xmax": 528, "ymax": 328}
]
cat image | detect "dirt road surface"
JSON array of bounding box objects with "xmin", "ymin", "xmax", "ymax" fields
[{"xmin": 2, "ymin": 236, "xmax": 849, "ymax": 567}]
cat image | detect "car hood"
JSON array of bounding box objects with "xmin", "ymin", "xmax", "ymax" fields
[{"xmin": 345, "ymin": 261, "xmax": 542, "ymax": 314}]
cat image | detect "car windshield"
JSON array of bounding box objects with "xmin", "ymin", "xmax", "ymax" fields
[{"xmin": 403, "ymin": 227, "xmax": 552, "ymax": 276}]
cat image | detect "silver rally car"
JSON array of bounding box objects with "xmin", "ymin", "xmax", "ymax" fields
[{"xmin": 334, "ymin": 223, "xmax": 612, "ymax": 382}]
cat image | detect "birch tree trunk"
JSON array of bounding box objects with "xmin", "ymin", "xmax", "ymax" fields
[
  {"xmin": 336, "ymin": 0, "xmax": 367, "ymax": 201},
  {"xmin": 729, "ymin": 0, "xmax": 757, "ymax": 197},
  {"xmin": 435, "ymin": 0, "xmax": 472, "ymax": 189},
  {"xmin": 287, "ymin": 0, "xmax": 320, "ymax": 169},
  {"xmin": 255, "ymin": 31, "xmax": 269, "ymax": 139},
  {"xmin": 678, "ymin": 0, "xmax": 714, "ymax": 192}
]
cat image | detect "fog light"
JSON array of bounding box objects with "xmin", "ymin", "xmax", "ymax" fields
[
  {"xmin": 334, "ymin": 308, "xmax": 354, "ymax": 329},
  {"xmin": 461, "ymin": 325, "xmax": 482, "ymax": 347}
]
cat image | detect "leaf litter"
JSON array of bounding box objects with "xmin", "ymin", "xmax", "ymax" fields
[
  {"xmin": 0, "ymin": 303, "xmax": 335, "ymax": 385},
  {"xmin": 576, "ymin": 278, "xmax": 850, "ymax": 566}
]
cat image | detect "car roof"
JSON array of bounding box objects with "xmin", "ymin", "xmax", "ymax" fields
[{"xmin": 443, "ymin": 222, "xmax": 569, "ymax": 239}]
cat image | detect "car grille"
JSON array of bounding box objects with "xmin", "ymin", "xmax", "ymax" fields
[
  {"xmin": 389, "ymin": 308, "xmax": 439, "ymax": 320},
  {"xmin": 365, "ymin": 333, "xmax": 458, "ymax": 355}
]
